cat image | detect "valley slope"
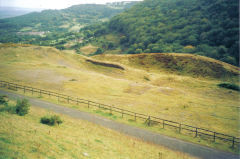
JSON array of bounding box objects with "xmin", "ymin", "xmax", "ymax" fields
[
  {"xmin": 0, "ymin": 3, "xmax": 136, "ymax": 47},
  {"xmin": 0, "ymin": 45, "xmax": 239, "ymax": 141}
]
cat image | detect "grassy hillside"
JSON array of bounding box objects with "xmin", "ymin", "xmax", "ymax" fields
[
  {"xmin": 0, "ymin": 45, "xmax": 239, "ymax": 152},
  {"xmin": 0, "ymin": 100, "xmax": 197, "ymax": 159},
  {"xmin": 86, "ymin": 0, "xmax": 239, "ymax": 65}
]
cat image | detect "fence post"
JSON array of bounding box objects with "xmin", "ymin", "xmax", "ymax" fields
[
  {"xmin": 77, "ymin": 98, "xmax": 79, "ymax": 105},
  {"xmin": 179, "ymin": 123, "xmax": 181, "ymax": 133},
  {"xmin": 147, "ymin": 116, "xmax": 151, "ymax": 126},
  {"xmin": 40, "ymin": 90, "xmax": 42, "ymax": 96},
  {"xmin": 213, "ymin": 132, "xmax": 216, "ymax": 142},
  {"xmin": 163, "ymin": 120, "xmax": 165, "ymax": 129},
  {"xmin": 48, "ymin": 92, "xmax": 50, "ymax": 97},
  {"xmin": 195, "ymin": 128, "xmax": 198, "ymax": 137},
  {"xmin": 232, "ymin": 137, "xmax": 235, "ymax": 148}
]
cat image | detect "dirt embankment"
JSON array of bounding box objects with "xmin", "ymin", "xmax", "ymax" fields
[{"xmin": 86, "ymin": 59, "xmax": 125, "ymax": 70}]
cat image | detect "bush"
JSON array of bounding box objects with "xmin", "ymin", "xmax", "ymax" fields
[
  {"xmin": 0, "ymin": 95, "xmax": 16, "ymax": 113},
  {"xmin": 0, "ymin": 95, "xmax": 8, "ymax": 105},
  {"xmin": 16, "ymin": 99, "xmax": 30, "ymax": 116},
  {"xmin": 40, "ymin": 115, "xmax": 63, "ymax": 126},
  {"xmin": 218, "ymin": 83, "xmax": 240, "ymax": 91}
]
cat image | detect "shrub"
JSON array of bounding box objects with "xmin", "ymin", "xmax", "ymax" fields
[
  {"xmin": 16, "ymin": 99, "xmax": 30, "ymax": 116},
  {"xmin": 40, "ymin": 115, "xmax": 63, "ymax": 126},
  {"xmin": 0, "ymin": 95, "xmax": 8, "ymax": 105},
  {"xmin": 0, "ymin": 95, "xmax": 16, "ymax": 113},
  {"xmin": 218, "ymin": 83, "xmax": 240, "ymax": 91}
]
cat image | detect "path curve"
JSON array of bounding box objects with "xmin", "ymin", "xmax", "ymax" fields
[{"xmin": 0, "ymin": 90, "xmax": 238, "ymax": 159}]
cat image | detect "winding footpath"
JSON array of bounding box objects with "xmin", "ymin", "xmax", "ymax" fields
[{"xmin": 0, "ymin": 89, "xmax": 238, "ymax": 159}]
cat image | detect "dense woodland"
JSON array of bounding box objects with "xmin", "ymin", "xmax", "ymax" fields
[
  {"xmin": 86, "ymin": 0, "xmax": 239, "ymax": 65},
  {"xmin": 0, "ymin": 0, "xmax": 239, "ymax": 65}
]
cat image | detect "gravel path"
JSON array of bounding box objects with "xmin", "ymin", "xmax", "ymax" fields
[{"xmin": 0, "ymin": 89, "xmax": 238, "ymax": 159}]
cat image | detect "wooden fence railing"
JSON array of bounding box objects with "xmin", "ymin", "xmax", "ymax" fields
[{"xmin": 0, "ymin": 80, "xmax": 239, "ymax": 148}]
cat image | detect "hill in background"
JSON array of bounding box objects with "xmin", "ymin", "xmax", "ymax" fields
[
  {"xmin": 0, "ymin": 7, "xmax": 44, "ymax": 19},
  {"xmin": 84, "ymin": 0, "xmax": 239, "ymax": 66},
  {"xmin": 0, "ymin": 3, "xmax": 137, "ymax": 46}
]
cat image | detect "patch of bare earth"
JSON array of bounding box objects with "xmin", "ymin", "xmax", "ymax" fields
[{"xmin": 15, "ymin": 69, "xmax": 69, "ymax": 84}]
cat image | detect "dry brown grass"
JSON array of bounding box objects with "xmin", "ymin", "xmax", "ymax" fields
[{"xmin": 0, "ymin": 46, "xmax": 239, "ymax": 140}]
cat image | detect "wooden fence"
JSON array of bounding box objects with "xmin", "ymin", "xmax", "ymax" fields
[{"xmin": 0, "ymin": 80, "xmax": 239, "ymax": 148}]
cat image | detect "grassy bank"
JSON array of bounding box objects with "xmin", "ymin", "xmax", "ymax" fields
[{"xmin": 0, "ymin": 100, "xmax": 197, "ymax": 159}]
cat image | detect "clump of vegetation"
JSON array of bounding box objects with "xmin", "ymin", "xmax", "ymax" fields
[
  {"xmin": 69, "ymin": 79, "xmax": 77, "ymax": 81},
  {"xmin": 144, "ymin": 76, "xmax": 150, "ymax": 81},
  {"xmin": 0, "ymin": 95, "xmax": 10, "ymax": 112},
  {"xmin": 40, "ymin": 115, "xmax": 63, "ymax": 126},
  {"xmin": 218, "ymin": 83, "xmax": 240, "ymax": 91},
  {"xmin": 0, "ymin": 95, "xmax": 8, "ymax": 105},
  {"xmin": 0, "ymin": 96, "xmax": 30, "ymax": 115},
  {"xmin": 94, "ymin": 48, "xmax": 104, "ymax": 55},
  {"xmin": 16, "ymin": 99, "xmax": 30, "ymax": 116}
]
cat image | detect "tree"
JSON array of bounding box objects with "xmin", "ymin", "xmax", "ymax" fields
[{"xmin": 107, "ymin": 42, "xmax": 115, "ymax": 49}]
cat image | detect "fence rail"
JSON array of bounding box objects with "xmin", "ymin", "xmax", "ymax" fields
[{"xmin": 0, "ymin": 80, "xmax": 239, "ymax": 148}]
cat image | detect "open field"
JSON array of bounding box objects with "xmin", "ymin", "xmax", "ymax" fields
[
  {"xmin": 0, "ymin": 99, "xmax": 198, "ymax": 159},
  {"xmin": 0, "ymin": 45, "xmax": 239, "ymax": 151}
]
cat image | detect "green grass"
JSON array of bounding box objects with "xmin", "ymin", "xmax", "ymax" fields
[{"xmin": 0, "ymin": 100, "xmax": 197, "ymax": 159}]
